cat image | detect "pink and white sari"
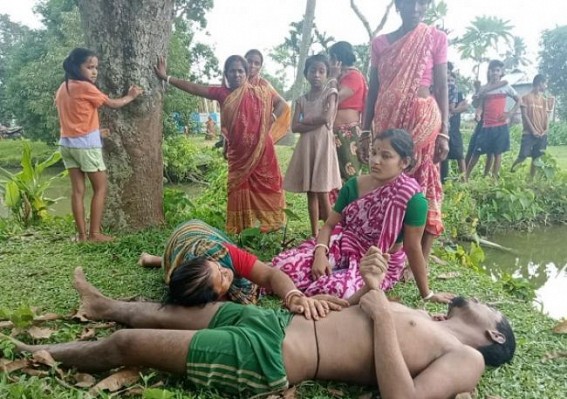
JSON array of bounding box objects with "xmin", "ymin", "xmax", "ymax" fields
[{"xmin": 271, "ymin": 173, "xmax": 422, "ymax": 298}]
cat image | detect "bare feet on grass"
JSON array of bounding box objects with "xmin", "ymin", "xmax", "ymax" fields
[
  {"xmin": 88, "ymin": 232, "xmax": 114, "ymax": 242},
  {"xmin": 73, "ymin": 267, "xmax": 111, "ymax": 321}
]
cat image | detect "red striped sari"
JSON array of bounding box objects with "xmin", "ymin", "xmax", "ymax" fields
[
  {"xmin": 271, "ymin": 173, "xmax": 421, "ymax": 298},
  {"xmin": 372, "ymin": 23, "xmax": 444, "ymax": 235},
  {"xmin": 209, "ymin": 82, "xmax": 286, "ymax": 233}
]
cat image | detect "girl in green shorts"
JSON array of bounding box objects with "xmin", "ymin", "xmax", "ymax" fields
[{"xmin": 55, "ymin": 48, "xmax": 142, "ymax": 242}]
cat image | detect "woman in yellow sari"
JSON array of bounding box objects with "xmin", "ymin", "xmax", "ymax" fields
[
  {"xmin": 245, "ymin": 49, "xmax": 291, "ymax": 144},
  {"xmin": 155, "ymin": 55, "xmax": 287, "ymax": 233},
  {"xmin": 363, "ymin": 0, "xmax": 449, "ymax": 261}
]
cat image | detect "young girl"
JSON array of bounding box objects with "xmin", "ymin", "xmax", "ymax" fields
[
  {"xmin": 55, "ymin": 48, "xmax": 143, "ymax": 242},
  {"xmin": 283, "ymin": 54, "xmax": 342, "ymax": 236}
]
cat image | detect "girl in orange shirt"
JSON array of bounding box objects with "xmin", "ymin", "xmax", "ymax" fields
[{"xmin": 55, "ymin": 48, "xmax": 142, "ymax": 242}]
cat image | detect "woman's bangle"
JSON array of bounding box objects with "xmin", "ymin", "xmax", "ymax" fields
[
  {"xmin": 271, "ymin": 112, "xmax": 277, "ymax": 122},
  {"xmin": 166, "ymin": 75, "xmax": 172, "ymax": 84},
  {"xmin": 437, "ymin": 133, "xmax": 450, "ymax": 141},
  {"xmin": 313, "ymin": 243, "xmax": 329, "ymax": 255},
  {"xmin": 423, "ymin": 291, "xmax": 435, "ymax": 301},
  {"xmin": 284, "ymin": 289, "xmax": 305, "ymax": 308}
]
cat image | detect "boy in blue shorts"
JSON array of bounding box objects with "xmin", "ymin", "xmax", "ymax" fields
[{"xmin": 466, "ymin": 60, "xmax": 521, "ymax": 179}]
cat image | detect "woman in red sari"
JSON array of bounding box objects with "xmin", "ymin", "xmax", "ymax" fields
[
  {"xmin": 363, "ymin": 0, "xmax": 449, "ymax": 260},
  {"xmin": 155, "ymin": 56, "xmax": 287, "ymax": 233},
  {"xmin": 245, "ymin": 49, "xmax": 291, "ymax": 144}
]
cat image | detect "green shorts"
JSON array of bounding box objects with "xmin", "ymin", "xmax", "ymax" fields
[
  {"xmin": 187, "ymin": 303, "xmax": 294, "ymax": 396},
  {"xmin": 60, "ymin": 147, "xmax": 106, "ymax": 172}
]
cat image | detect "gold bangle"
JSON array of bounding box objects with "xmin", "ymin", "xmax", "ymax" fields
[{"xmin": 437, "ymin": 133, "xmax": 450, "ymax": 141}]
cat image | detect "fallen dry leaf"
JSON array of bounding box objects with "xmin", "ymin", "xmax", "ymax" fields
[
  {"xmin": 485, "ymin": 396, "xmax": 504, "ymax": 399},
  {"xmin": 79, "ymin": 328, "xmax": 96, "ymax": 340},
  {"xmin": 71, "ymin": 310, "xmax": 91, "ymax": 323},
  {"xmin": 74, "ymin": 372, "xmax": 97, "ymax": 388},
  {"xmin": 430, "ymin": 255, "xmax": 448, "ymax": 266},
  {"xmin": 123, "ymin": 386, "xmax": 145, "ymax": 396},
  {"xmin": 22, "ymin": 367, "xmax": 50, "ymax": 377},
  {"xmin": 357, "ymin": 393, "xmax": 373, "ymax": 399},
  {"xmin": 552, "ymin": 319, "xmax": 567, "ymax": 334},
  {"xmin": 437, "ymin": 271, "xmax": 461, "ymax": 280},
  {"xmin": 0, "ymin": 321, "xmax": 14, "ymax": 329},
  {"xmin": 541, "ymin": 351, "xmax": 567, "ymax": 362},
  {"xmin": 282, "ymin": 386, "xmax": 297, "ymax": 399},
  {"xmin": 1, "ymin": 358, "xmax": 30, "ymax": 373},
  {"xmin": 32, "ymin": 350, "xmax": 57, "ymax": 368},
  {"xmin": 327, "ymin": 388, "xmax": 344, "ymax": 397},
  {"xmin": 34, "ymin": 313, "xmax": 63, "ymax": 322},
  {"xmin": 28, "ymin": 326, "xmax": 55, "ymax": 340},
  {"xmin": 89, "ymin": 368, "xmax": 140, "ymax": 394}
]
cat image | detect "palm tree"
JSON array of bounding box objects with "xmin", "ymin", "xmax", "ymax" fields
[{"xmin": 456, "ymin": 16, "xmax": 514, "ymax": 81}]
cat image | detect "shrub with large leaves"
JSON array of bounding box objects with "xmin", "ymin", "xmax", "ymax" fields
[{"xmin": 0, "ymin": 141, "xmax": 66, "ymax": 225}]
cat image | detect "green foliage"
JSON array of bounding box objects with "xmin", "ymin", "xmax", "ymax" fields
[
  {"xmin": 0, "ymin": 304, "xmax": 35, "ymax": 329},
  {"xmin": 435, "ymin": 243, "xmax": 485, "ymax": 273},
  {"xmin": 0, "ymin": 141, "xmax": 66, "ymax": 226},
  {"xmin": 500, "ymin": 273, "xmax": 537, "ymax": 302},
  {"xmin": 539, "ymin": 25, "xmax": 567, "ymax": 120},
  {"xmin": 0, "ymin": 140, "xmax": 57, "ymax": 169},
  {"xmin": 547, "ymin": 122, "xmax": 567, "ymax": 146},
  {"xmin": 4, "ymin": 5, "xmax": 84, "ymax": 143},
  {"xmin": 162, "ymin": 135, "xmax": 224, "ymax": 184},
  {"xmin": 456, "ymin": 15, "xmax": 514, "ymax": 79}
]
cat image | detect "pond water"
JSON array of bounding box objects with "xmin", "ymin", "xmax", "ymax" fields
[{"xmin": 483, "ymin": 226, "xmax": 567, "ymax": 320}]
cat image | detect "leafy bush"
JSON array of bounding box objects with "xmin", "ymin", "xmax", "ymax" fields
[
  {"xmin": 162, "ymin": 135, "xmax": 225, "ymax": 183},
  {"xmin": 443, "ymin": 150, "xmax": 567, "ymax": 238},
  {"xmin": 547, "ymin": 121, "xmax": 567, "ymax": 146},
  {"xmin": 0, "ymin": 142, "xmax": 67, "ymax": 226}
]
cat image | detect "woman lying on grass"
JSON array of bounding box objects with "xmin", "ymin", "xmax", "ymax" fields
[{"xmin": 139, "ymin": 219, "xmax": 348, "ymax": 320}]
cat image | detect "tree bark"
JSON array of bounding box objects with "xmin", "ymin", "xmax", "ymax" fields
[
  {"xmin": 285, "ymin": 0, "xmax": 316, "ymax": 101},
  {"xmin": 77, "ymin": 0, "xmax": 174, "ymax": 231}
]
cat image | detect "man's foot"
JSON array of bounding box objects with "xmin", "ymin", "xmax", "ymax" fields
[
  {"xmin": 88, "ymin": 232, "xmax": 114, "ymax": 242},
  {"xmin": 73, "ymin": 267, "xmax": 111, "ymax": 320}
]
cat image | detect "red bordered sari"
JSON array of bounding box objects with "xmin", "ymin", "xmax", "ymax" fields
[
  {"xmin": 372, "ymin": 23, "xmax": 444, "ymax": 235},
  {"xmin": 209, "ymin": 82, "xmax": 286, "ymax": 233}
]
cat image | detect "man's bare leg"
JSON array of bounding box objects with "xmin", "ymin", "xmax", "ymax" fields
[
  {"xmin": 7, "ymin": 329, "xmax": 195, "ymax": 375},
  {"xmin": 74, "ymin": 267, "xmax": 219, "ymax": 330},
  {"xmin": 138, "ymin": 253, "xmax": 162, "ymax": 268}
]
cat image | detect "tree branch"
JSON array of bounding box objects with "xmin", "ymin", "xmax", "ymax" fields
[
  {"xmin": 350, "ymin": 0, "xmax": 373, "ymax": 40},
  {"xmin": 373, "ymin": 0, "xmax": 395, "ymax": 37}
]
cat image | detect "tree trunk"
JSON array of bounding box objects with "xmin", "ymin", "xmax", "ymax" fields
[
  {"xmin": 286, "ymin": 0, "xmax": 316, "ymax": 101},
  {"xmin": 77, "ymin": 0, "xmax": 174, "ymax": 231}
]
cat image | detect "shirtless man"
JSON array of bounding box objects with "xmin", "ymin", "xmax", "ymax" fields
[{"xmin": 9, "ymin": 249, "xmax": 515, "ymax": 399}]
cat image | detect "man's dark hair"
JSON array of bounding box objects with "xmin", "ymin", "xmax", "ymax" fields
[
  {"xmin": 533, "ymin": 74, "xmax": 546, "ymax": 86},
  {"xmin": 164, "ymin": 256, "xmax": 219, "ymax": 307},
  {"xmin": 477, "ymin": 316, "xmax": 516, "ymax": 367}
]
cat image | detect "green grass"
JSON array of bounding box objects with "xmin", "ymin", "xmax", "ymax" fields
[
  {"xmin": 548, "ymin": 145, "xmax": 567, "ymax": 170},
  {"xmin": 1, "ymin": 135, "xmax": 566, "ymax": 398},
  {"xmin": 0, "ymin": 139, "xmax": 58, "ymax": 169}
]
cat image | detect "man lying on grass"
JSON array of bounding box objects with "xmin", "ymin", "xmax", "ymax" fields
[{"xmin": 5, "ymin": 248, "xmax": 515, "ymax": 399}]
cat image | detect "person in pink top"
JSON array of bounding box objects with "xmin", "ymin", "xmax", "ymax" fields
[
  {"xmin": 363, "ymin": 0, "xmax": 449, "ymax": 274},
  {"xmin": 55, "ymin": 48, "xmax": 143, "ymax": 242}
]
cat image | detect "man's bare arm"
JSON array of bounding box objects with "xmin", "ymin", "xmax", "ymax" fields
[{"xmin": 361, "ymin": 290, "xmax": 485, "ymax": 399}]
